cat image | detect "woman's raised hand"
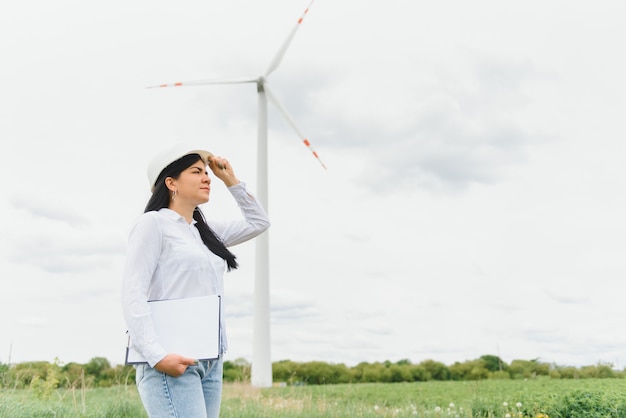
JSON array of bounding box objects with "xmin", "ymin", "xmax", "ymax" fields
[{"xmin": 208, "ymin": 156, "xmax": 240, "ymax": 187}]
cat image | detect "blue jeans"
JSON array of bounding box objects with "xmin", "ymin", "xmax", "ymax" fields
[{"xmin": 135, "ymin": 357, "xmax": 223, "ymax": 418}]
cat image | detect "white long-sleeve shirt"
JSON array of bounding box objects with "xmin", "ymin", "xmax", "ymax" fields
[{"xmin": 121, "ymin": 182, "xmax": 270, "ymax": 367}]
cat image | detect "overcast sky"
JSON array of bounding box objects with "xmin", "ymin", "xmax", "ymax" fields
[{"xmin": 1, "ymin": 0, "xmax": 625, "ymax": 369}]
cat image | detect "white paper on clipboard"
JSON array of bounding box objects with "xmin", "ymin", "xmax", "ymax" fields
[{"xmin": 125, "ymin": 295, "xmax": 221, "ymax": 364}]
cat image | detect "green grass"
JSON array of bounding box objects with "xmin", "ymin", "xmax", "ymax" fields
[
  {"xmin": 0, "ymin": 385, "xmax": 146, "ymax": 418},
  {"xmin": 222, "ymin": 379, "xmax": 626, "ymax": 417},
  {"xmin": 3, "ymin": 379, "xmax": 626, "ymax": 417}
]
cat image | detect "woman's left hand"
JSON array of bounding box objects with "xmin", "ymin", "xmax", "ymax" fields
[{"xmin": 208, "ymin": 156, "xmax": 240, "ymax": 187}]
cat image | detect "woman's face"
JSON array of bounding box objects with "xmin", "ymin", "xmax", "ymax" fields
[{"xmin": 169, "ymin": 159, "xmax": 211, "ymax": 206}]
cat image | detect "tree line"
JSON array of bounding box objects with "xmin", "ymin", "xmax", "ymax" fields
[
  {"xmin": 271, "ymin": 356, "xmax": 622, "ymax": 385},
  {"xmin": 1, "ymin": 355, "xmax": 622, "ymax": 391}
]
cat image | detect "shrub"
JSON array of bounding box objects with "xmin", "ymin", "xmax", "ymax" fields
[
  {"xmin": 552, "ymin": 390, "xmax": 626, "ymax": 417},
  {"xmin": 419, "ymin": 359, "xmax": 450, "ymax": 381},
  {"xmin": 224, "ymin": 358, "xmax": 251, "ymax": 383}
]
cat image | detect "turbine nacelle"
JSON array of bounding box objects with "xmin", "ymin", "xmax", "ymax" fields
[{"xmin": 256, "ymin": 77, "xmax": 266, "ymax": 93}]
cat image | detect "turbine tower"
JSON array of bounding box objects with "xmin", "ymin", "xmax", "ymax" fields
[{"xmin": 148, "ymin": 0, "xmax": 324, "ymax": 387}]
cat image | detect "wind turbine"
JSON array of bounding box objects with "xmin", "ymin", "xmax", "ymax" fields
[{"xmin": 148, "ymin": 0, "xmax": 324, "ymax": 387}]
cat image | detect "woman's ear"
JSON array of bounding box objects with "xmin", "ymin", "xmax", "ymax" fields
[{"xmin": 165, "ymin": 177, "xmax": 176, "ymax": 192}]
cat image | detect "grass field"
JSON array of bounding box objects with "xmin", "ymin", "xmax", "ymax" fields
[{"xmin": 2, "ymin": 378, "xmax": 626, "ymax": 417}]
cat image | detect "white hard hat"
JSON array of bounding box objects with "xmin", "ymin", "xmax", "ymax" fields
[{"xmin": 147, "ymin": 143, "xmax": 213, "ymax": 192}]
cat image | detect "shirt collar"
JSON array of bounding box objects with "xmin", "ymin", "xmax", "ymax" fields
[{"xmin": 158, "ymin": 208, "xmax": 198, "ymax": 225}]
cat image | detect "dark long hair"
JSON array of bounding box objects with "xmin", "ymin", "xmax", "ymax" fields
[{"xmin": 144, "ymin": 153, "xmax": 238, "ymax": 271}]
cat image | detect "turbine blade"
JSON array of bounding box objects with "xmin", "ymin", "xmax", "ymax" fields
[
  {"xmin": 264, "ymin": 0, "xmax": 315, "ymax": 78},
  {"xmin": 147, "ymin": 76, "xmax": 258, "ymax": 89},
  {"xmin": 264, "ymin": 85, "xmax": 327, "ymax": 170}
]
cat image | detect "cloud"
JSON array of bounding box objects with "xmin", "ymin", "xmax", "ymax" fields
[
  {"xmin": 369, "ymin": 58, "xmax": 538, "ymax": 192},
  {"xmin": 10, "ymin": 195, "xmax": 89, "ymax": 227},
  {"xmin": 544, "ymin": 289, "xmax": 591, "ymax": 305},
  {"xmin": 3, "ymin": 198, "xmax": 126, "ymax": 274},
  {"xmin": 225, "ymin": 288, "xmax": 322, "ymax": 322},
  {"xmin": 6, "ymin": 223, "xmax": 125, "ymax": 273},
  {"xmin": 17, "ymin": 316, "xmax": 49, "ymax": 328},
  {"xmin": 270, "ymin": 49, "xmax": 542, "ymax": 193},
  {"xmin": 521, "ymin": 326, "xmax": 569, "ymax": 345}
]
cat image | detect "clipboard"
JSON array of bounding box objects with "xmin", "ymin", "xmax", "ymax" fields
[{"xmin": 125, "ymin": 295, "xmax": 221, "ymax": 365}]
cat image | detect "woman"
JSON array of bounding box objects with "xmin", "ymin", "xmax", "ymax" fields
[{"xmin": 121, "ymin": 143, "xmax": 270, "ymax": 417}]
